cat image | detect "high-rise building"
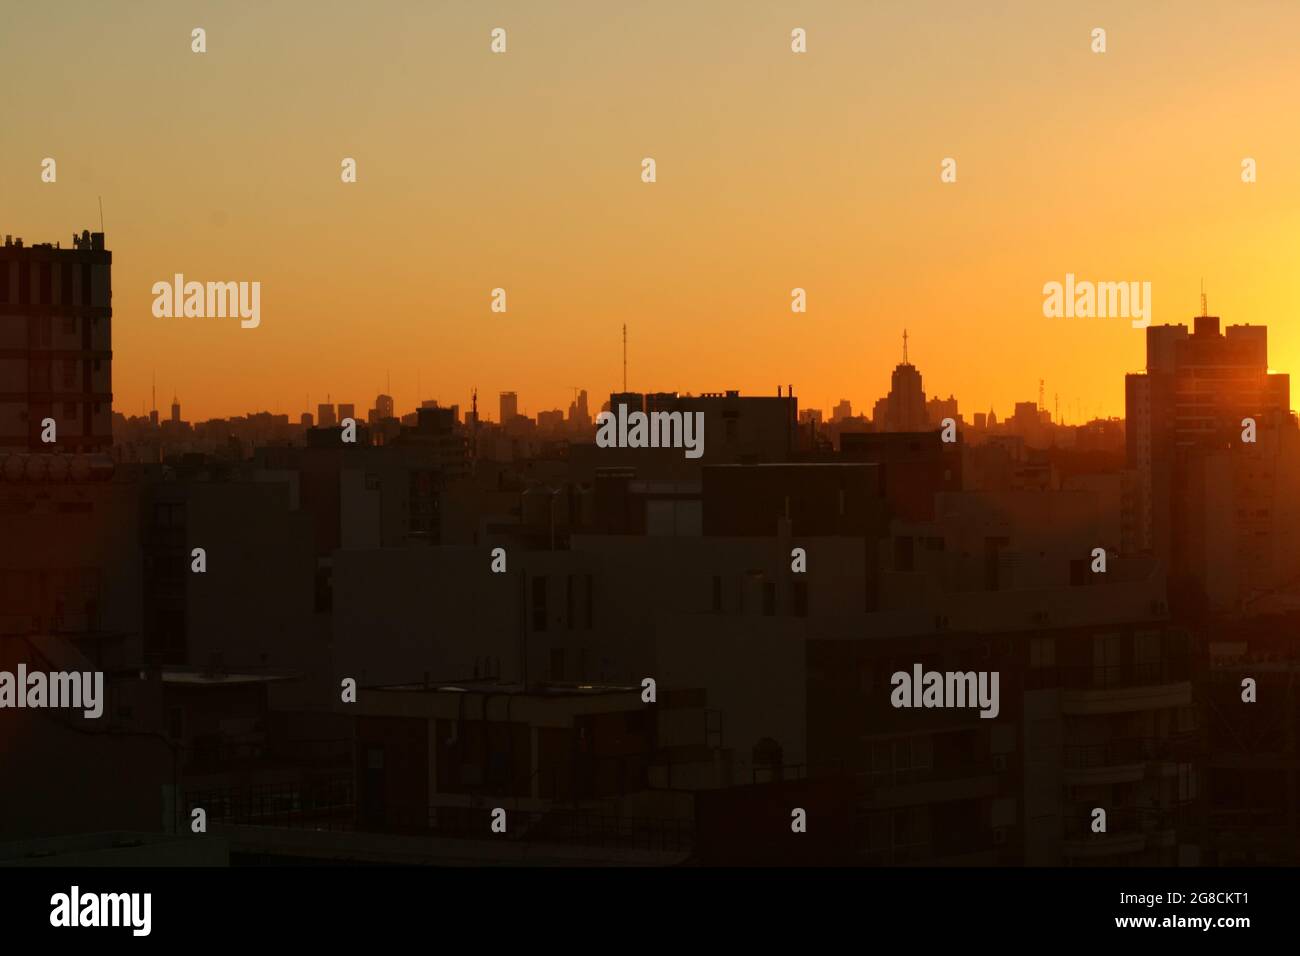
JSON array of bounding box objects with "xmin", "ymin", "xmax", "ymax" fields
[
  {"xmin": 171, "ymin": 395, "xmax": 181, "ymax": 423},
  {"xmin": 499, "ymin": 391, "xmax": 518, "ymax": 424},
  {"xmin": 1126, "ymin": 314, "xmax": 1292, "ymax": 610},
  {"xmin": 317, "ymin": 403, "xmax": 337, "ymax": 428},
  {"xmin": 0, "ymin": 230, "xmax": 112, "ymax": 451},
  {"xmin": 568, "ymin": 389, "xmax": 591, "ymax": 428},
  {"xmin": 338, "ymin": 402, "xmax": 356, "ymax": 423},
  {"xmin": 875, "ymin": 363, "xmax": 928, "ymax": 432},
  {"xmin": 870, "ymin": 331, "xmax": 929, "ymax": 433},
  {"xmin": 926, "ymin": 394, "xmax": 959, "ymax": 427}
]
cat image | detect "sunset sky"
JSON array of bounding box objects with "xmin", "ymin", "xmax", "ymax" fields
[{"xmin": 4, "ymin": 0, "xmax": 1299, "ymax": 423}]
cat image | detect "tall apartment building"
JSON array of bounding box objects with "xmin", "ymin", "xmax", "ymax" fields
[
  {"xmin": 499, "ymin": 390, "xmax": 518, "ymax": 425},
  {"xmin": 1125, "ymin": 315, "xmax": 1293, "ymax": 611},
  {"xmin": 0, "ymin": 231, "xmax": 112, "ymax": 452}
]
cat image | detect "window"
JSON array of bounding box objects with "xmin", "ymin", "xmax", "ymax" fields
[
  {"xmin": 712, "ymin": 575, "xmax": 722, "ymax": 613},
  {"xmin": 1029, "ymin": 637, "xmax": 1055, "ymax": 669},
  {"xmin": 549, "ymin": 648, "xmax": 565, "ymax": 682},
  {"xmin": 792, "ymin": 580, "xmax": 808, "ymax": 617},
  {"xmin": 81, "ymin": 263, "xmax": 93, "ymax": 306},
  {"xmin": 1093, "ymin": 632, "xmax": 1122, "ymax": 686},
  {"xmin": 584, "ymin": 573, "xmax": 594, "ymax": 629},
  {"xmin": 31, "ymin": 316, "xmax": 52, "ymax": 348},
  {"xmin": 0, "ymin": 262, "xmax": 8, "ymax": 303},
  {"xmin": 62, "ymin": 359, "xmax": 76, "ymax": 389},
  {"xmin": 1069, "ymin": 558, "xmax": 1087, "ymax": 586},
  {"xmin": 566, "ymin": 575, "xmax": 574, "ymax": 629},
  {"xmin": 18, "ymin": 264, "xmax": 30, "ymax": 305},
  {"xmin": 894, "ymin": 535, "xmax": 914, "ymax": 572},
  {"xmin": 532, "ymin": 575, "xmax": 547, "ymax": 632},
  {"xmin": 63, "ymin": 402, "xmax": 77, "ymax": 418},
  {"xmin": 39, "ymin": 262, "xmax": 51, "ymax": 304},
  {"xmin": 762, "ymin": 582, "xmax": 776, "ymax": 616},
  {"xmin": 62, "ymin": 315, "xmax": 76, "ymax": 336},
  {"xmin": 60, "ymin": 264, "xmax": 73, "ymax": 305}
]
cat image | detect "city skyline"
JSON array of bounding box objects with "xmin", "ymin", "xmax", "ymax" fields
[
  {"xmin": 10, "ymin": 1, "xmax": 1300, "ymax": 910},
  {"xmin": 7, "ymin": 2, "xmax": 1300, "ymax": 422}
]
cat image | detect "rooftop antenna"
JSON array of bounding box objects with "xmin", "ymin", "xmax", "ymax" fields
[
  {"xmin": 902, "ymin": 328, "xmax": 909, "ymax": 364},
  {"xmin": 151, "ymin": 371, "xmax": 156, "ymax": 414},
  {"xmin": 471, "ymin": 387, "xmax": 479, "ymax": 467},
  {"xmin": 1038, "ymin": 378, "xmax": 1044, "ymax": 411},
  {"xmin": 1200, "ymin": 279, "xmax": 1208, "ymax": 317},
  {"xmin": 622, "ymin": 324, "xmax": 627, "ymax": 392},
  {"xmin": 98, "ymin": 196, "xmax": 104, "ymax": 232}
]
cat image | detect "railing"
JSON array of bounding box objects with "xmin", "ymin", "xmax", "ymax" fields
[
  {"xmin": 863, "ymin": 758, "xmax": 997, "ymax": 788},
  {"xmin": 1064, "ymin": 733, "xmax": 1197, "ymax": 769},
  {"xmin": 182, "ymin": 777, "xmax": 356, "ymax": 833},
  {"xmin": 179, "ymin": 778, "xmax": 692, "ymax": 853},
  {"xmin": 1026, "ymin": 661, "xmax": 1190, "ymax": 692},
  {"xmin": 1062, "ymin": 805, "xmax": 1187, "ymax": 841}
]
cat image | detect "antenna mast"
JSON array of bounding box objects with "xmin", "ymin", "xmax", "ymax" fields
[
  {"xmin": 622, "ymin": 324, "xmax": 627, "ymax": 392},
  {"xmin": 1200, "ymin": 279, "xmax": 1208, "ymax": 317},
  {"xmin": 902, "ymin": 329, "xmax": 909, "ymax": 364}
]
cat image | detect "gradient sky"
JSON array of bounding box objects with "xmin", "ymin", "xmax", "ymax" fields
[{"xmin": 4, "ymin": 0, "xmax": 1299, "ymax": 423}]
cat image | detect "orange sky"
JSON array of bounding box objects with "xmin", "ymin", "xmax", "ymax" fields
[{"xmin": 5, "ymin": 1, "xmax": 1300, "ymax": 423}]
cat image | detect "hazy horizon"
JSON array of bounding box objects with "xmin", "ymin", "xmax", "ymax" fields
[{"xmin": 6, "ymin": 0, "xmax": 1299, "ymax": 422}]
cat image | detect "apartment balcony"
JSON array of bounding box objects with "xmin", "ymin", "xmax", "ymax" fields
[
  {"xmin": 1062, "ymin": 733, "xmax": 1198, "ymax": 786},
  {"xmin": 861, "ymin": 760, "xmax": 1003, "ymax": 809},
  {"xmin": 1031, "ymin": 663, "xmax": 1192, "ymax": 715},
  {"xmin": 1062, "ymin": 740, "xmax": 1145, "ymax": 786},
  {"xmin": 1061, "ymin": 807, "xmax": 1183, "ymax": 863}
]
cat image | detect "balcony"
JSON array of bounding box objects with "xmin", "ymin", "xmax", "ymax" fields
[
  {"xmin": 1062, "ymin": 733, "xmax": 1197, "ymax": 785},
  {"xmin": 1062, "ymin": 806, "xmax": 1184, "ymax": 862},
  {"xmin": 1062, "ymin": 740, "xmax": 1146, "ymax": 786},
  {"xmin": 1029, "ymin": 663, "xmax": 1192, "ymax": 715},
  {"xmin": 861, "ymin": 759, "xmax": 1003, "ymax": 808}
]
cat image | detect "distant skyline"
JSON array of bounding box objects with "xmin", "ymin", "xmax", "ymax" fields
[{"xmin": 6, "ymin": 1, "xmax": 1300, "ymax": 422}]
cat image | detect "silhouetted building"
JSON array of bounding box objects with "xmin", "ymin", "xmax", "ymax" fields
[
  {"xmin": 500, "ymin": 391, "xmax": 518, "ymax": 424},
  {"xmin": 874, "ymin": 335, "xmax": 929, "ymax": 432},
  {"xmin": 1126, "ymin": 315, "xmax": 1293, "ymax": 611},
  {"xmin": 840, "ymin": 430, "xmax": 962, "ymax": 522},
  {"xmin": 0, "ymin": 230, "xmax": 112, "ymax": 452}
]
